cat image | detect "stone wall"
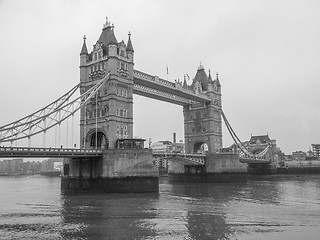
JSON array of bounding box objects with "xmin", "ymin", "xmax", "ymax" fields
[
  {"xmin": 205, "ymin": 153, "xmax": 247, "ymax": 173},
  {"xmin": 101, "ymin": 149, "xmax": 158, "ymax": 178}
]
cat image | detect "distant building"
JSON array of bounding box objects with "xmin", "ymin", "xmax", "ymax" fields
[
  {"xmin": 151, "ymin": 141, "xmax": 185, "ymax": 154},
  {"xmin": 292, "ymin": 151, "xmax": 307, "ymax": 161},
  {"xmin": 312, "ymin": 144, "xmax": 320, "ymax": 158}
]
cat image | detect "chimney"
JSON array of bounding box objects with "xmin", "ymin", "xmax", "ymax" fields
[{"xmin": 173, "ymin": 132, "xmax": 176, "ymax": 143}]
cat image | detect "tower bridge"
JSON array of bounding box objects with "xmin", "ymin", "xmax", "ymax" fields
[{"xmin": 0, "ymin": 18, "xmax": 275, "ymax": 192}]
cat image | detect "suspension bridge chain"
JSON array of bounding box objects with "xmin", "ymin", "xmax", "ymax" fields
[
  {"xmin": 0, "ymin": 74, "xmax": 110, "ymax": 144},
  {"xmin": 221, "ymin": 110, "xmax": 268, "ymax": 160}
]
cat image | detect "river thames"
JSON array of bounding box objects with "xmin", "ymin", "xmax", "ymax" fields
[{"xmin": 0, "ymin": 174, "xmax": 320, "ymax": 240}]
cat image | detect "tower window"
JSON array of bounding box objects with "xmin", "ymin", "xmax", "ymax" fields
[{"xmin": 124, "ymin": 126, "xmax": 127, "ymax": 136}]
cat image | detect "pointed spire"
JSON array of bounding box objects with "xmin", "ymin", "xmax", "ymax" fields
[
  {"xmin": 103, "ymin": 16, "xmax": 111, "ymax": 29},
  {"xmin": 80, "ymin": 35, "xmax": 88, "ymax": 55},
  {"xmin": 126, "ymin": 31, "xmax": 134, "ymax": 52},
  {"xmin": 99, "ymin": 18, "xmax": 118, "ymax": 47},
  {"xmin": 216, "ymin": 72, "xmax": 221, "ymax": 86},
  {"xmin": 183, "ymin": 76, "xmax": 188, "ymax": 89},
  {"xmin": 208, "ymin": 69, "xmax": 213, "ymax": 81}
]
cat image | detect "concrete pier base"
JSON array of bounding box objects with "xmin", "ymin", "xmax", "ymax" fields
[
  {"xmin": 167, "ymin": 153, "xmax": 248, "ymax": 183},
  {"xmin": 61, "ymin": 148, "xmax": 159, "ymax": 194}
]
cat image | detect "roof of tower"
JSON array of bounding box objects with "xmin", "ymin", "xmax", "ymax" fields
[
  {"xmin": 191, "ymin": 64, "xmax": 209, "ymax": 91},
  {"xmin": 80, "ymin": 35, "xmax": 88, "ymax": 55},
  {"xmin": 98, "ymin": 18, "xmax": 118, "ymax": 48},
  {"xmin": 126, "ymin": 32, "xmax": 134, "ymax": 52}
]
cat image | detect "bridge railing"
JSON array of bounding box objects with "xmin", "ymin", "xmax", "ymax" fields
[{"xmin": 0, "ymin": 146, "xmax": 102, "ymax": 154}]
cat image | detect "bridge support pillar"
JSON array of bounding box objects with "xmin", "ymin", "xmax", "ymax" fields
[
  {"xmin": 168, "ymin": 153, "xmax": 248, "ymax": 182},
  {"xmin": 61, "ymin": 149, "xmax": 159, "ymax": 193}
]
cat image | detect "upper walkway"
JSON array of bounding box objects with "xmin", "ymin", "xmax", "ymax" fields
[{"xmin": 133, "ymin": 69, "xmax": 211, "ymax": 106}]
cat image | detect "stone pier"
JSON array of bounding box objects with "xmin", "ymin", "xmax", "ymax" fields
[
  {"xmin": 61, "ymin": 148, "xmax": 159, "ymax": 194},
  {"xmin": 168, "ymin": 153, "xmax": 247, "ymax": 182}
]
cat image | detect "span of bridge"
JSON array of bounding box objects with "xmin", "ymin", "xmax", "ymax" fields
[{"xmin": 0, "ymin": 146, "xmax": 207, "ymax": 165}]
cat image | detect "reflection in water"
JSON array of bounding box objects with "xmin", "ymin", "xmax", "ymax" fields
[
  {"xmin": 1, "ymin": 175, "xmax": 320, "ymax": 239},
  {"xmin": 60, "ymin": 193, "xmax": 159, "ymax": 239}
]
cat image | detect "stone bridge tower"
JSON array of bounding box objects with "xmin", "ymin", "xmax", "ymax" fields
[
  {"xmin": 183, "ymin": 65, "xmax": 222, "ymax": 154},
  {"xmin": 79, "ymin": 18, "xmax": 134, "ymax": 149}
]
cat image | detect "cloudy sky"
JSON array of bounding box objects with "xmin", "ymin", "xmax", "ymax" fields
[{"xmin": 0, "ymin": 0, "xmax": 320, "ymax": 154}]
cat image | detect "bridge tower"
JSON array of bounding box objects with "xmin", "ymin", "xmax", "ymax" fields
[
  {"xmin": 79, "ymin": 18, "xmax": 134, "ymax": 150},
  {"xmin": 183, "ymin": 65, "xmax": 222, "ymax": 154}
]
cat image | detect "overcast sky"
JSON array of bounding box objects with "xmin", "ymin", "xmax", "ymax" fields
[{"xmin": 0, "ymin": 0, "xmax": 320, "ymax": 154}]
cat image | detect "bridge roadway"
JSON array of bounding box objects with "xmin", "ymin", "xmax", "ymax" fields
[
  {"xmin": 152, "ymin": 152, "xmax": 206, "ymax": 165},
  {"xmin": 0, "ymin": 146, "xmax": 102, "ymax": 158},
  {"xmin": 0, "ymin": 147, "xmax": 206, "ymax": 165}
]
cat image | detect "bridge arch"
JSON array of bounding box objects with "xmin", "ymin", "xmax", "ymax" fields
[
  {"xmin": 86, "ymin": 129, "xmax": 108, "ymax": 149},
  {"xmin": 193, "ymin": 142, "xmax": 208, "ymax": 154}
]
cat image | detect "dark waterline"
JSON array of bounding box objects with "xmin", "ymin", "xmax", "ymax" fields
[{"xmin": 0, "ymin": 175, "xmax": 320, "ymax": 239}]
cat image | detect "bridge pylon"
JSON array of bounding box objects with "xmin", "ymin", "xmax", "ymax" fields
[
  {"xmin": 183, "ymin": 66, "xmax": 222, "ymax": 155},
  {"xmin": 79, "ymin": 19, "xmax": 134, "ymax": 150}
]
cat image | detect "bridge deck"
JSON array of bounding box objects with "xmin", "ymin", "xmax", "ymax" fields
[
  {"xmin": 153, "ymin": 152, "xmax": 206, "ymax": 165},
  {"xmin": 0, "ymin": 147, "xmax": 102, "ymax": 158},
  {"xmin": 239, "ymin": 157, "xmax": 270, "ymax": 164}
]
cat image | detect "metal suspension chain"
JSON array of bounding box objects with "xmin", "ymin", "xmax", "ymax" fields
[
  {"xmin": 221, "ymin": 110, "xmax": 268, "ymax": 158},
  {"xmin": 0, "ymin": 74, "xmax": 109, "ymax": 143}
]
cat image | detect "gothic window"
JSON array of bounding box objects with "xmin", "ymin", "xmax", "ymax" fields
[
  {"xmin": 116, "ymin": 89, "xmax": 119, "ymax": 96},
  {"xmin": 124, "ymin": 90, "xmax": 127, "ymax": 97},
  {"xmin": 98, "ymin": 52, "xmax": 102, "ymax": 59},
  {"xmin": 94, "ymin": 65, "xmax": 97, "ymax": 71},
  {"xmin": 120, "ymin": 89, "xmax": 123, "ymax": 96},
  {"xmin": 94, "ymin": 52, "xmax": 97, "ymax": 61},
  {"xmin": 124, "ymin": 126, "xmax": 127, "ymax": 136},
  {"xmin": 91, "ymin": 66, "xmax": 94, "ymax": 72},
  {"xmin": 120, "ymin": 62, "xmax": 126, "ymax": 70},
  {"xmin": 120, "ymin": 49, "xmax": 125, "ymax": 57},
  {"xmin": 116, "ymin": 109, "xmax": 119, "ymax": 116},
  {"xmin": 120, "ymin": 109, "xmax": 123, "ymax": 117},
  {"xmin": 116, "ymin": 125, "xmax": 120, "ymax": 136},
  {"xmin": 102, "ymin": 62, "xmax": 105, "ymax": 70}
]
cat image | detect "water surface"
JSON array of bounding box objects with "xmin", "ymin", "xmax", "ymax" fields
[{"xmin": 0, "ymin": 174, "xmax": 320, "ymax": 239}]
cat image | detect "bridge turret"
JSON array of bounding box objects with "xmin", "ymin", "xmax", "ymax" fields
[
  {"xmin": 126, "ymin": 32, "xmax": 134, "ymax": 78},
  {"xmin": 80, "ymin": 35, "xmax": 88, "ymax": 82},
  {"xmin": 207, "ymin": 69, "xmax": 214, "ymax": 92}
]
